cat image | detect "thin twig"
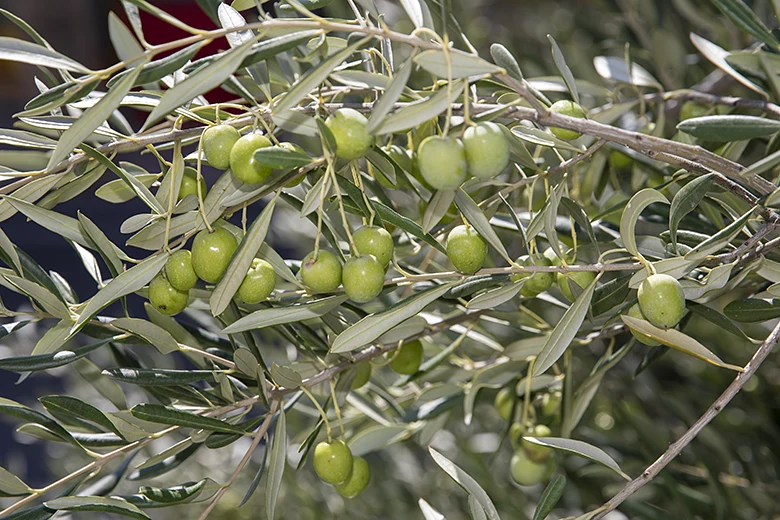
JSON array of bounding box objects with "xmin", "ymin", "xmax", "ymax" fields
[
  {"xmin": 196, "ymin": 400, "xmax": 280, "ymax": 520},
  {"xmin": 593, "ymin": 319, "xmax": 780, "ymax": 519}
]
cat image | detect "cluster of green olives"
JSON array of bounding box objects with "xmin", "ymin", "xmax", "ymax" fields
[
  {"xmin": 627, "ymin": 273, "xmax": 687, "ymax": 345},
  {"xmin": 202, "ymin": 124, "xmax": 305, "ymax": 186},
  {"xmin": 300, "ymin": 225, "xmax": 394, "ymax": 303},
  {"xmin": 494, "ymin": 388, "xmax": 561, "ymax": 486},
  {"xmin": 313, "ymin": 440, "xmax": 370, "ymax": 498},
  {"xmin": 416, "ymin": 122, "xmax": 510, "ymax": 191},
  {"xmin": 510, "ymin": 249, "xmax": 595, "ymax": 301},
  {"xmin": 148, "ymin": 225, "xmax": 276, "ymax": 316}
]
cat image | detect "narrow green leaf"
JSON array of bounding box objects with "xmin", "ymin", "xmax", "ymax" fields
[
  {"xmin": 0, "ymin": 466, "xmax": 32, "ymax": 496},
  {"xmin": 686, "ymin": 208, "xmax": 754, "ymax": 261},
  {"xmin": 373, "ymin": 201, "xmax": 446, "ymax": 254},
  {"xmin": 107, "ymin": 43, "xmax": 202, "ymax": 89},
  {"xmin": 533, "ymin": 277, "xmax": 597, "ymax": 377},
  {"xmin": 0, "ymin": 337, "xmax": 110, "ymax": 372},
  {"xmin": 223, "ymin": 295, "xmax": 347, "ymax": 334},
  {"xmin": 621, "ymin": 315, "xmax": 742, "ymax": 371},
  {"xmin": 678, "ymin": 115, "xmax": 780, "ymax": 141},
  {"xmin": 690, "ymin": 33, "xmax": 767, "ymax": 97},
  {"xmin": 47, "ymin": 64, "xmax": 143, "ymax": 169},
  {"xmin": 688, "ymin": 302, "xmax": 751, "ymax": 341},
  {"xmin": 371, "ymin": 81, "xmax": 465, "ymax": 135},
  {"xmin": 419, "ymin": 498, "xmax": 445, "ymax": 520},
  {"xmin": 620, "ymin": 188, "xmax": 669, "ymax": 258},
  {"xmin": 0, "ymin": 398, "xmax": 81, "ymax": 449},
  {"xmin": 82, "ymin": 145, "xmax": 165, "ymax": 214},
  {"xmin": 414, "ymin": 50, "xmax": 500, "ymax": 79},
  {"xmin": 253, "ymin": 147, "xmax": 311, "ymax": 169},
  {"xmin": 423, "ymin": 189, "xmax": 456, "ymax": 234},
  {"xmin": 127, "ymin": 442, "xmax": 201, "ymax": 481},
  {"xmin": 144, "ymin": 39, "xmax": 255, "ymax": 129},
  {"xmin": 140, "ymin": 479, "xmax": 206, "ymax": 504},
  {"xmin": 367, "ymin": 55, "xmax": 414, "ymax": 134},
  {"xmin": 266, "ymin": 408, "xmax": 286, "ymax": 520},
  {"xmin": 78, "ymin": 212, "xmax": 125, "ymax": 276},
  {"xmin": 73, "ymin": 253, "xmax": 167, "ymax": 332},
  {"xmin": 112, "ymin": 317, "xmax": 179, "ymax": 354},
  {"xmin": 429, "ymin": 447, "xmax": 499, "ymax": 520},
  {"xmin": 712, "ymin": 0, "xmax": 780, "ymax": 51},
  {"xmin": 467, "ymin": 281, "xmax": 524, "ymax": 310},
  {"xmin": 274, "ymin": 37, "xmax": 369, "ymax": 115},
  {"xmin": 211, "ymin": 198, "xmax": 276, "ymax": 316},
  {"xmin": 547, "ymin": 35, "xmax": 579, "ymax": 104},
  {"xmin": 131, "ymin": 403, "xmax": 245, "ymax": 433},
  {"xmin": 455, "ymin": 188, "xmax": 510, "ymax": 262},
  {"xmin": 44, "ymin": 496, "xmax": 150, "ymax": 520},
  {"xmin": 1, "ymin": 274, "xmax": 70, "ymax": 319},
  {"xmin": 0, "ymin": 176, "xmax": 60, "ymax": 223},
  {"xmin": 40, "ymin": 395, "xmax": 124, "ymax": 439},
  {"xmin": 0, "ymin": 36, "xmax": 90, "ymax": 73},
  {"xmin": 104, "ymin": 368, "xmax": 216, "ymax": 386},
  {"xmin": 523, "ymin": 437, "xmax": 630, "ymax": 480},
  {"xmin": 533, "ymin": 475, "xmax": 567, "ymax": 520},
  {"xmin": 724, "ymin": 298, "xmax": 780, "ymax": 322},
  {"xmin": 331, "ymin": 283, "xmax": 455, "ymax": 353},
  {"xmin": 669, "ymin": 174, "xmax": 714, "ymax": 253},
  {"xmin": 490, "ymin": 43, "xmax": 523, "ymax": 81}
]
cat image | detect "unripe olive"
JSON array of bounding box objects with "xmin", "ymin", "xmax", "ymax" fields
[
  {"xmin": 191, "ymin": 228, "xmax": 238, "ymax": 284},
  {"xmin": 446, "ymin": 225, "xmax": 488, "ymax": 275},
  {"xmin": 325, "ymin": 108, "xmax": 375, "ymax": 160},
  {"xmin": 300, "ymin": 250, "xmax": 342, "ymax": 293},
  {"xmin": 353, "ymin": 225, "xmax": 394, "ymax": 268},
  {"xmin": 237, "ymin": 258, "xmax": 276, "ymax": 304},
  {"xmin": 541, "ymin": 391, "xmax": 562, "ymax": 417},
  {"xmin": 165, "ymin": 249, "xmax": 198, "ymax": 291},
  {"xmin": 342, "ymin": 255, "xmax": 385, "ymax": 303},
  {"xmin": 462, "ymin": 122, "xmax": 510, "ymax": 179},
  {"xmin": 230, "ymin": 133, "xmax": 273, "ymax": 185},
  {"xmin": 417, "ymin": 135, "xmax": 468, "ymax": 190},
  {"xmin": 549, "ymin": 100, "xmax": 586, "ymax": 141},
  {"xmin": 335, "ymin": 456, "xmax": 370, "ymax": 498},
  {"xmin": 512, "ymin": 255, "xmax": 555, "ymax": 297},
  {"xmin": 350, "ymin": 363, "xmax": 372, "ymax": 390},
  {"xmin": 389, "ymin": 339, "xmax": 423, "ymax": 375},
  {"xmin": 610, "ymin": 149, "xmax": 632, "ymax": 170},
  {"xmin": 557, "ymin": 270, "xmax": 596, "ymax": 301},
  {"xmin": 510, "ymin": 449, "xmax": 549, "ymax": 486},
  {"xmin": 637, "ymin": 273, "xmax": 686, "ymax": 328},
  {"xmin": 494, "ymin": 387, "xmax": 515, "ymax": 422},
  {"xmin": 148, "ymin": 274, "xmax": 188, "ymax": 316},
  {"xmin": 178, "ymin": 167, "xmax": 207, "ymax": 201},
  {"xmin": 202, "ymin": 124, "xmax": 240, "ymax": 170},
  {"xmin": 522, "ymin": 424, "xmax": 554, "ymax": 462},
  {"xmin": 313, "ymin": 440, "xmax": 353, "ymax": 485},
  {"xmin": 627, "ymin": 303, "xmax": 661, "ymax": 346}
]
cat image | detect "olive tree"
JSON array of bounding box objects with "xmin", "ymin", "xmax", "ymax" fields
[{"xmin": 0, "ymin": 0, "xmax": 780, "ymax": 518}]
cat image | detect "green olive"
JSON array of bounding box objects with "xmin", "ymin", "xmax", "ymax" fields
[
  {"xmin": 353, "ymin": 225, "xmax": 394, "ymax": 268},
  {"xmin": 165, "ymin": 249, "xmax": 198, "ymax": 291},
  {"xmin": 549, "ymin": 100, "xmax": 586, "ymax": 141},
  {"xmin": 626, "ymin": 303, "xmax": 661, "ymax": 346},
  {"xmin": 446, "ymin": 225, "xmax": 488, "ymax": 275},
  {"xmin": 325, "ymin": 108, "xmax": 375, "ymax": 160},
  {"xmin": 313, "ymin": 440, "xmax": 353, "ymax": 485},
  {"xmin": 512, "ymin": 255, "xmax": 554, "ymax": 297},
  {"xmin": 230, "ymin": 133, "xmax": 273, "ymax": 185},
  {"xmin": 202, "ymin": 124, "xmax": 240, "ymax": 170},
  {"xmin": 237, "ymin": 258, "xmax": 276, "ymax": 304},
  {"xmin": 557, "ymin": 270, "xmax": 596, "ymax": 301},
  {"xmin": 510, "ymin": 449, "xmax": 549, "ymax": 486},
  {"xmin": 462, "ymin": 122, "xmax": 510, "ymax": 179},
  {"xmin": 417, "ymin": 135, "xmax": 468, "ymax": 190},
  {"xmin": 178, "ymin": 167, "xmax": 207, "ymax": 201},
  {"xmin": 342, "ymin": 255, "xmax": 385, "ymax": 303},
  {"xmin": 350, "ymin": 363, "xmax": 372, "ymax": 390},
  {"xmin": 148, "ymin": 274, "xmax": 188, "ymax": 316},
  {"xmin": 191, "ymin": 228, "xmax": 238, "ymax": 284},
  {"xmin": 494, "ymin": 387, "xmax": 515, "ymax": 422},
  {"xmin": 334, "ymin": 456, "xmax": 370, "ymax": 498},
  {"xmin": 389, "ymin": 339, "xmax": 423, "ymax": 375},
  {"xmin": 300, "ymin": 250, "xmax": 342, "ymax": 293},
  {"xmin": 522, "ymin": 424, "xmax": 554, "ymax": 462},
  {"xmin": 637, "ymin": 273, "xmax": 686, "ymax": 328}
]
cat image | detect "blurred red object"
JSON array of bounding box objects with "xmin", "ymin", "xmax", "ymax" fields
[{"xmin": 123, "ymin": 1, "xmax": 234, "ymax": 103}]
